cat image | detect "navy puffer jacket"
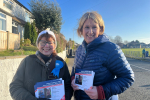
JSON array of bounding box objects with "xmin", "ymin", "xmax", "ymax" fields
[{"xmin": 71, "ymin": 34, "xmax": 134, "ymax": 100}]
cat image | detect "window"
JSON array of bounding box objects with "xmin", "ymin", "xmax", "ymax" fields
[
  {"xmin": 3, "ymin": 0, "xmax": 13, "ymax": 10},
  {"xmin": 0, "ymin": 12, "xmax": 6, "ymax": 31},
  {"xmin": 12, "ymin": 21, "xmax": 18, "ymax": 34}
]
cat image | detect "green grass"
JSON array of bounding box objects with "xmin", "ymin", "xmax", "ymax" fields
[
  {"xmin": 122, "ymin": 48, "xmax": 150, "ymax": 53},
  {"xmin": 22, "ymin": 46, "xmax": 38, "ymax": 51},
  {"xmin": 1, "ymin": 46, "xmax": 150, "ymax": 57},
  {"xmin": 122, "ymin": 48, "xmax": 150, "ymax": 58},
  {"xmin": 122, "ymin": 48, "xmax": 150, "ymax": 51},
  {"xmin": 0, "ymin": 46, "xmax": 38, "ymax": 57}
]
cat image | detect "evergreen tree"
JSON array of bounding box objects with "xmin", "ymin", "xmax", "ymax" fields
[
  {"xmin": 31, "ymin": 22, "xmax": 37, "ymax": 45},
  {"xmin": 29, "ymin": 0, "xmax": 62, "ymax": 34},
  {"xmin": 24, "ymin": 22, "xmax": 31, "ymax": 40}
]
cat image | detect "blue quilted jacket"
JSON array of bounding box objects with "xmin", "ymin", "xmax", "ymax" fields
[{"xmin": 71, "ymin": 34, "xmax": 134, "ymax": 100}]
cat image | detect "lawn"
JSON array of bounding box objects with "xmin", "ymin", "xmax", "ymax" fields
[
  {"xmin": 0, "ymin": 46, "xmax": 150, "ymax": 57},
  {"xmin": 0, "ymin": 46, "xmax": 38, "ymax": 57},
  {"xmin": 122, "ymin": 48, "xmax": 150, "ymax": 57}
]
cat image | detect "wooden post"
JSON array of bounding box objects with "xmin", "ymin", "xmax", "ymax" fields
[
  {"xmin": 18, "ymin": 32, "xmax": 20, "ymax": 49},
  {"xmin": 7, "ymin": 31, "xmax": 9, "ymax": 50}
]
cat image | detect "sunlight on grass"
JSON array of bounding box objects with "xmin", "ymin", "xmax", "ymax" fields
[
  {"xmin": 22, "ymin": 46, "xmax": 38, "ymax": 51},
  {"xmin": 1, "ymin": 46, "xmax": 150, "ymax": 57},
  {"xmin": 0, "ymin": 46, "xmax": 37, "ymax": 57},
  {"xmin": 122, "ymin": 48, "xmax": 150, "ymax": 58}
]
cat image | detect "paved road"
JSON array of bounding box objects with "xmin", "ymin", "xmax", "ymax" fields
[
  {"xmin": 66, "ymin": 56, "xmax": 75, "ymax": 100},
  {"xmin": 66, "ymin": 56, "xmax": 150, "ymax": 100},
  {"xmin": 66, "ymin": 55, "xmax": 75, "ymax": 74},
  {"xmin": 119, "ymin": 58, "xmax": 150, "ymax": 100}
]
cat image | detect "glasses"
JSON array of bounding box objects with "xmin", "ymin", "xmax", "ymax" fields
[{"xmin": 39, "ymin": 40, "xmax": 55, "ymax": 46}]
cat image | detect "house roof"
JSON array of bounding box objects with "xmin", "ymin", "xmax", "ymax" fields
[
  {"xmin": 0, "ymin": 1, "xmax": 30, "ymax": 25},
  {"xmin": 12, "ymin": 16, "xmax": 26, "ymax": 25},
  {"xmin": 14, "ymin": 0, "xmax": 32, "ymax": 13},
  {"xmin": 0, "ymin": 8, "xmax": 26, "ymax": 25}
]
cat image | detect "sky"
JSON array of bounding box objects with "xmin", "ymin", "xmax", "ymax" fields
[{"xmin": 18, "ymin": 0, "xmax": 150, "ymax": 44}]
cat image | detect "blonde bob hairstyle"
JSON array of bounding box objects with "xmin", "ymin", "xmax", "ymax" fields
[{"xmin": 77, "ymin": 11, "xmax": 105, "ymax": 37}]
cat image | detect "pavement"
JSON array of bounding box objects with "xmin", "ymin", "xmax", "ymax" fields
[
  {"xmin": 126, "ymin": 56, "xmax": 150, "ymax": 63},
  {"xmin": 141, "ymin": 57, "xmax": 150, "ymax": 62},
  {"xmin": 66, "ymin": 55, "xmax": 75, "ymax": 100}
]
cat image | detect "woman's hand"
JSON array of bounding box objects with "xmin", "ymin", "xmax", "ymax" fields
[
  {"xmin": 71, "ymin": 79, "xmax": 79, "ymax": 91},
  {"xmin": 84, "ymin": 86, "xmax": 98, "ymax": 99}
]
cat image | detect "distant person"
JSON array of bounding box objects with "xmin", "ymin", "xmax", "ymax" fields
[
  {"xmin": 71, "ymin": 11, "xmax": 134, "ymax": 100},
  {"xmin": 142, "ymin": 48, "xmax": 145, "ymax": 58},
  {"xmin": 9, "ymin": 30, "xmax": 73, "ymax": 100}
]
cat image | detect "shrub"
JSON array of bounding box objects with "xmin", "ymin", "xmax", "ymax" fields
[
  {"xmin": 56, "ymin": 43, "xmax": 62, "ymax": 53},
  {"xmin": 20, "ymin": 38, "xmax": 24, "ymax": 47},
  {"xmin": 55, "ymin": 33, "xmax": 67, "ymax": 53},
  {"xmin": 23, "ymin": 38, "xmax": 31, "ymax": 46}
]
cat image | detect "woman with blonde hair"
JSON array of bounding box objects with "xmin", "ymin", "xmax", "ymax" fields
[{"xmin": 71, "ymin": 11, "xmax": 134, "ymax": 100}]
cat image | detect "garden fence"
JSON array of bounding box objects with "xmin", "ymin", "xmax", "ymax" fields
[{"xmin": 123, "ymin": 51, "xmax": 141, "ymax": 58}]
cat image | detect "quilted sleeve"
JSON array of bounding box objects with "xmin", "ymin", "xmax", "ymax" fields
[{"xmin": 102, "ymin": 44, "xmax": 134, "ymax": 99}]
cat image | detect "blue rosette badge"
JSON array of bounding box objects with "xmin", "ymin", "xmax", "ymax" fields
[{"xmin": 51, "ymin": 60, "xmax": 64, "ymax": 78}]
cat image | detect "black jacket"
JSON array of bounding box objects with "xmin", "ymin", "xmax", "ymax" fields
[{"xmin": 9, "ymin": 54, "xmax": 73, "ymax": 100}]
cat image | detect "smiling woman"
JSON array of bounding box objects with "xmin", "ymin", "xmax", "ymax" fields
[
  {"xmin": 9, "ymin": 30, "xmax": 73, "ymax": 100},
  {"xmin": 71, "ymin": 11, "xmax": 134, "ymax": 100},
  {"xmin": 36, "ymin": 31, "xmax": 57, "ymax": 57},
  {"xmin": 82, "ymin": 18, "xmax": 101, "ymax": 44}
]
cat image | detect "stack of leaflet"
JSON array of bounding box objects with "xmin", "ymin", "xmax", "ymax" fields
[
  {"xmin": 75, "ymin": 69, "xmax": 95, "ymax": 90},
  {"xmin": 34, "ymin": 78, "xmax": 65, "ymax": 100}
]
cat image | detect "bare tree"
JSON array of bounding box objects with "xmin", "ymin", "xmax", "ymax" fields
[
  {"xmin": 124, "ymin": 40, "xmax": 129, "ymax": 45},
  {"xmin": 108, "ymin": 36, "xmax": 115, "ymax": 43},
  {"xmin": 114, "ymin": 35, "xmax": 122, "ymax": 44}
]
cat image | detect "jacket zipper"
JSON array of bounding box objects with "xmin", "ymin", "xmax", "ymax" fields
[{"xmin": 81, "ymin": 48, "xmax": 87, "ymax": 69}]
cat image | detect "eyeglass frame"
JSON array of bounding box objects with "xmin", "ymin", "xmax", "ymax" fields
[{"xmin": 39, "ymin": 40, "xmax": 55, "ymax": 47}]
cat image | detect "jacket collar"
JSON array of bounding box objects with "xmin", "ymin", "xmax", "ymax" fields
[
  {"xmin": 35, "ymin": 51, "xmax": 52, "ymax": 66},
  {"xmin": 82, "ymin": 34, "xmax": 110, "ymax": 53}
]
